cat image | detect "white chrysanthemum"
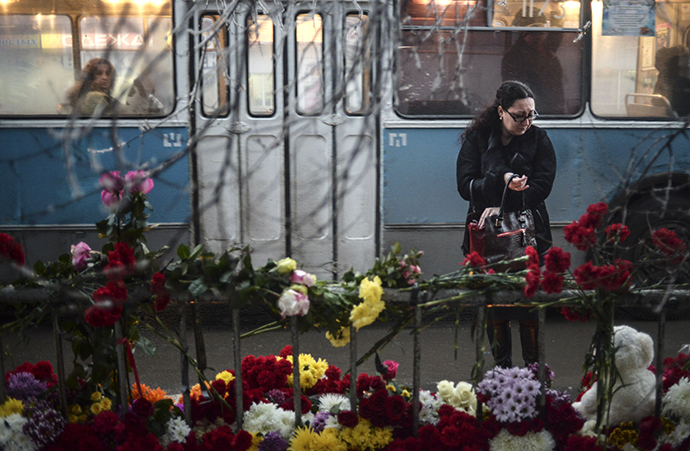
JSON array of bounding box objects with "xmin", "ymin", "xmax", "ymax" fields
[
  {"xmin": 302, "ymin": 412, "xmax": 315, "ymax": 425},
  {"xmin": 658, "ymin": 418, "xmax": 690, "ymax": 448},
  {"xmin": 323, "ymin": 414, "xmax": 341, "ymax": 429},
  {"xmin": 319, "ymin": 394, "xmax": 351, "ymax": 413},
  {"xmin": 418, "ymin": 389, "xmax": 442, "ymax": 425},
  {"xmin": 662, "ymin": 377, "xmax": 690, "ymax": 421},
  {"xmin": 242, "ymin": 402, "xmax": 295, "ymax": 440},
  {"xmin": 489, "ymin": 429, "xmax": 556, "ymax": 451},
  {"xmin": 0, "ymin": 414, "xmax": 36, "ymax": 451},
  {"xmin": 160, "ymin": 417, "xmax": 192, "ymax": 447}
]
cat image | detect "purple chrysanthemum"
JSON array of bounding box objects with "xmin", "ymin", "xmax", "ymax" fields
[
  {"xmin": 7, "ymin": 372, "xmax": 47, "ymax": 400},
  {"xmin": 477, "ymin": 366, "xmax": 542, "ymax": 423},
  {"xmin": 257, "ymin": 430, "xmax": 289, "ymax": 451},
  {"xmin": 310, "ymin": 411, "xmax": 331, "ymax": 432},
  {"xmin": 266, "ymin": 389, "xmax": 287, "ymax": 405},
  {"xmin": 23, "ymin": 404, "xmax": 67, "ymax": 446},
  {"xmin": 528, "ymin": 362, "xmax": 555, "ymax": 388}
]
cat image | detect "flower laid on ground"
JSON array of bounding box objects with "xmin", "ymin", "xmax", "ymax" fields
[
  {"xmin": 435, "ymin": 380, "xmax": 478, "ymax": 415},
  {"xmin": 477, "ymin": 366, "xmax": 542, "ymax": 423}
]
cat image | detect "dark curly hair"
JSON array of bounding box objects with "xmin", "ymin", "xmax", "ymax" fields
[
  {"xmin": 461, "ymin": 80, "xmax": 535, "ymax": 140},
  {"xmin": 67, "ymin": 58, "xmax": 116, "ymax": 107}
]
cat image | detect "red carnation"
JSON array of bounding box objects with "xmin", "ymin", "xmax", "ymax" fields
[
  {"xmin": 462, "ymin": 251, "xmax": 486, "ymax": 268},
  {"xmin": 279, "ymin": 345, "xmax": 292, "ymax": 358},
  {"xmin": 525, "ymin": 246, "xmax": 539, "ymax": 267},
  {"xmin": 369, "ymin": 376, "xmax": 386, "ymax": 392},
  {"xmin": 93, "ymin": 280, "xmax": 128, "ymax": 306},
  {"xmin": 507, "ymin": 421, "xmax": 531, "ymax": 437},
  {"xmin": 605, "ymin": 223, "xmax": 630, "ymax": 243},
  {"xmin": 652, "ymin": 228, "xmax": 688, "ymax": 263},
  {"xmin": 151, "ymin": 272, "xmax": 171, "ymax": 311},
  {"xmin": 105, "ymin": 242, "xmax": 136, "ymax": 280},
  {"xmin": 560, "ymin": 307, "xmax": 591, "ymax": 322},
  {"xmin": 338, "ymin": 410, "xmax": 359, "ymax": 428},
  {"xmin": 386, "ymin": 394, "xmax": 407, "ymax": 420},
  {"xmin": 523, "ymin": 264, "xmax": 541, "ymax": 297},
  {"xmin": 367, "ymin": 389, "xmax": 389, "ymax": 412},
  {"xmin": 544, "ymin": 247, "xmax": 571, "ymax": 273},
  {"xmin": 231, "ymin": 430, "xmax": 253, "ymax": 451},
  {"xmin": 573, "ymin": 261, "xmax": 600, "ymax": 290},
  {"xmin": 541, "ymin": 271, "xmax": 564, "ymax": 294},
  {"xmin": 0, "ymin": 233, "xmax": 25, "ymax": 266},
  {"xmin": 85, "ymin": 303, "xmax": 123, "ymax": 328}
]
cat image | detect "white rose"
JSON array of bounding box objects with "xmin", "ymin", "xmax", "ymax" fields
[{"xmin": 436, "ymin": 380, "xmax": 455, "ymax": 401}]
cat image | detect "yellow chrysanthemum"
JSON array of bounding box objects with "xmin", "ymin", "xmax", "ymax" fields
[
  {"xmin": 350, "ymin": 301, "xmax": 383, "ymax": 330},
  {"xmin": 326, "ymin": 326, "xmax": 351, "ymax": 347},
  {"xmin": 100, "ymin": 397, "xmax": 113, "ymax": 410},
  {"xmin": 68, "ymin": 414, "xmax": 79, "ymax": 423},
  {"xmin": 288, "ymin": 425, "xmax": 319, "ymax": 451},
  {"xmin": 247, "ymin": 432, "xmax": 262, "ymax": 451},
  {"xmin": 216, "ymin": 370, "xmax": 235, "ymax": 384},
  {"xmin": 90, "ymin": 402, "xmax": 103, "ymax": 415},
  {"xmin": 358, "ymin": 276, "xmax": 383, "ymax": 304},
  {"xmin": 283, "ymin": 353, "xmax": 329, "ymax": 389},
  {"xmin": 312, "ymin": 429, "xmax": 347, "ymax": 451},
  {"xmin": 340, "ymin": 418, "xmax": 392, "ymax": 451},
  {"xmin": 0, "ymin": 397, "xmax": 24, "ymax": 417},
  {"xmin": 90, "ymin": 392, "xmax": 103, "ymax": 402},
  {"xmin": 68, "ymin": 404, "xmax": 82, "ymax": 415}
]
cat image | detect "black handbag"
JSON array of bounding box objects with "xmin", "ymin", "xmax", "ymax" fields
[
  {"xmin": 465, "ymin": 179, "xmax": 485, "ymax": 257},
  {"xmin": 484, "ymin": 176, "xmax": 537, "ymax": 271}
]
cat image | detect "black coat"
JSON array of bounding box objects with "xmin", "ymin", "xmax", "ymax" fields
[{"xmin": 456, "ymin": 124, "xmax": 556, "ymax": 257}]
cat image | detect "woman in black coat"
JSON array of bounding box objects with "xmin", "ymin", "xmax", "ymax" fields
[{"xmin": 456, "ymin": 80, "xmax": 556, "ymax": 368}]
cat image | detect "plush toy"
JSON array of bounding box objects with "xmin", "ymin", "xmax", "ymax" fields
[{"xmin": 572, "ymin": 325, "xmax": 656, "ymax": 426}]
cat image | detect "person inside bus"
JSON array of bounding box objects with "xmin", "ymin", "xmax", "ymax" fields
[
  {"xmin": 456, "ymin": 80, "xmax": 556, "ymax": 368},
  {"xmin": 66, "ymin": 58, "xmax": 119, "ymax": 116},
  {"xmin": 501, "ymin": 11, "xmax": 565, "ymax": 115},
  {"xmin": 654, "ymin": 45, "xmax": 690, "ymax": 117}
]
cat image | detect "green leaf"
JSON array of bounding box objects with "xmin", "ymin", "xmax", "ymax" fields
[
  {"xmin": 177, "ymin": 244, "xmax": 191, "ymax": 260},
  {"xmin": 189, "ymin": 278, "xmax": 208, "ymax": 297},
  {"xmin": 136, "ymin": 335, "xmax": 157, "ymax": 357},
  {"xmin": 188, "ymin": 244, "xmax": 205, "ymax": 261}
]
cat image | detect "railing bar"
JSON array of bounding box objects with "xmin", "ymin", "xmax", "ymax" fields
[
  {"xmin": 114, "ymin": 322, "xmax": 129, "ymax": 420},
  {"xmin": 192, "ymin": 301, "xmax": 207, "ymax": 387},
  {"xmin": 538, "ymin": 308, "xmax": 546, "ymax": 417},
  {"xmin": 179, "ymin": 302, "xmax": 192, "ymax": 425},
  {"xmin": 233, "ymin": 308, "xmax": 244, "ymax": 430},
  {"xmin": 654, "ymin": 306, "xmax": 666, "ymax": 418},
  {"xmin": 474, "ymin": 302, "xmax": 486, "ymax": 421},
  {"xmin": 53, "ymin": 309, "xmax": 68, "ymax": 417},
  {"xmin": 291, "ymin": 316, "xmax": 302, "ymax": 427},
  {"xmin": 411, "ymin": 285, "xmax": 421, "ymax": 436},
  {"xmin": 0, "ymin": 330, "xmax": 5, "ymax": 403},
  {"xmin": 349, "ymin": 324, "xmax": 358, "ymax": 412}
]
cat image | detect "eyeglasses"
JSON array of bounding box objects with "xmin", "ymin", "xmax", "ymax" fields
[{"xmin": 505, "ymin": 110, "xmax": 539, "ymax": 123}]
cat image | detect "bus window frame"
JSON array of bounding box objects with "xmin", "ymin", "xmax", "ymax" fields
[
  {"xmin": 343, "ymin": 11, "xmax": 372, "ymax": 116},
  {"xmin": 394, "ymin": 0, "xmax": 587, "ymax": 120},
  {"xmin": 294, "ymin": 11, "xmax": 325, "ymax": 116},
  {"xmin": 246, "ymin": 12, "xmax": 277, "ymax": 118},
  {"xmin": 200, "ymin": 13, "xmax": 230, "ymax": 118}
]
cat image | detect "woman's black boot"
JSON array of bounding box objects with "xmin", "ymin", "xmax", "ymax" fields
[
  {"xmin": 487, "ymin": 319, "xmax": 512, "ymax": 368},
  {"xmin": 519, "ymin": 320, "xmax": 539, "ymax": 366}
]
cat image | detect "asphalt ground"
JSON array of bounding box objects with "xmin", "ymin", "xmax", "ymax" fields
[{"xmin": 3, "ymin": 306, "xmax": 689, "ymax": 399}]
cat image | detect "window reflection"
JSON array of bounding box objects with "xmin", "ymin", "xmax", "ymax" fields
[
  {"xmin": 248, "ymin": 15, "xmax": 275, "ymax": 116},
  {"xmin": 296, "ymin": 13, "xmax": 323, "ymax": 115}
]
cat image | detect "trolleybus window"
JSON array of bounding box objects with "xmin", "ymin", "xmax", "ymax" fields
[
  {"xmin": 248, "ymin": 14, "xmax": 275, "ymax": 116},
  {"xmin": 0, "ymin": 0, "xmax": 173, "ymax": 117},
  {"xmin": 344, "ymin": 13, "xmax": 371, "ymax": 114},
  {"xmin": 397, "ymin": 0, "xmax": 583, "ymax": 117},
  {"xmin": 76, "ymin": 15, "xmax": 173, "ymax": 116},
  {"xmin": 296, "ymin": 13, "xmax": 324, "ymax": 115},
  {"xmin": 0, "ymin": 15, "xmax": 74, "ymax": 115},
  {"xmin": 201, "ymin": 15, "xmax": 229, "ymax": 116},
  {"xmin": 591, "ymin": 0, "xmax": 690, "ymax": 119}
]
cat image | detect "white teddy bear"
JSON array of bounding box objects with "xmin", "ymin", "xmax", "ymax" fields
[{"xmin": 572, "ymin": 325, "xmax": 656, "ymax": 426}]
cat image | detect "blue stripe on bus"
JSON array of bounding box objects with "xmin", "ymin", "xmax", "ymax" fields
[
  {"xmin": 0, "ymin": 126, "xmax": 189, "ymax": 225},
  {"xmin": 383, "ymin": 127, "xmax": 688, "ymax": 224}
]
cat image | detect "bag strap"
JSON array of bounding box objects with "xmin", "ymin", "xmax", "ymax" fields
[
  {"xmin": 469, "ymin": 179, "xmax": 476, "ymax": 213},
  {"xmin": 496, "ymin": 174, "xmax": 527, "ymax": 226}
]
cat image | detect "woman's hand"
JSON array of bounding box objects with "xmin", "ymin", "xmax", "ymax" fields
[
  {"xmin": 504, "ymin": 172, "xmax": 529, "ymax": 191},
  {"xmin": 478, "ymin": 207, "xmax": 501, "ymax": 228}
]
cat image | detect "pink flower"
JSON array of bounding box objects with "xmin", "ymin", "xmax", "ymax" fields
[
  {"xmin": 71, "ymin": 242, "xmax": 92, "ymax": 270},
  {"xmin": 289, "ymin": 269, "xmax": 317, "ymax": 287},
  {"xmin": 125, "ymin": 171, "xmax": 154, "ymax": 194},
  {"xmin": 382, "ymin": 360, "xmax": 399, "ymax": 380},
  {"xmin": 99, "ymin": 171, "xmax": 125, "ymax": 192},
  {"xmin": 278, "ymin": 289, "xmax": 310, "ymax": 317},
  {"xmin": 100, "ymin": 189, "xmax": 122, "ymax": 210}
]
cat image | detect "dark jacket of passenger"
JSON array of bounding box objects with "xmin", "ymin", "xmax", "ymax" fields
[{"xmin": 456, "ymin": 124, "xmax": 556, "ymax": 257}]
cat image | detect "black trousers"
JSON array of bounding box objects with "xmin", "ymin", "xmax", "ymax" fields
[{"xmin": 485, "ymin": 307, "xmax": 539, "ymax": 368}]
